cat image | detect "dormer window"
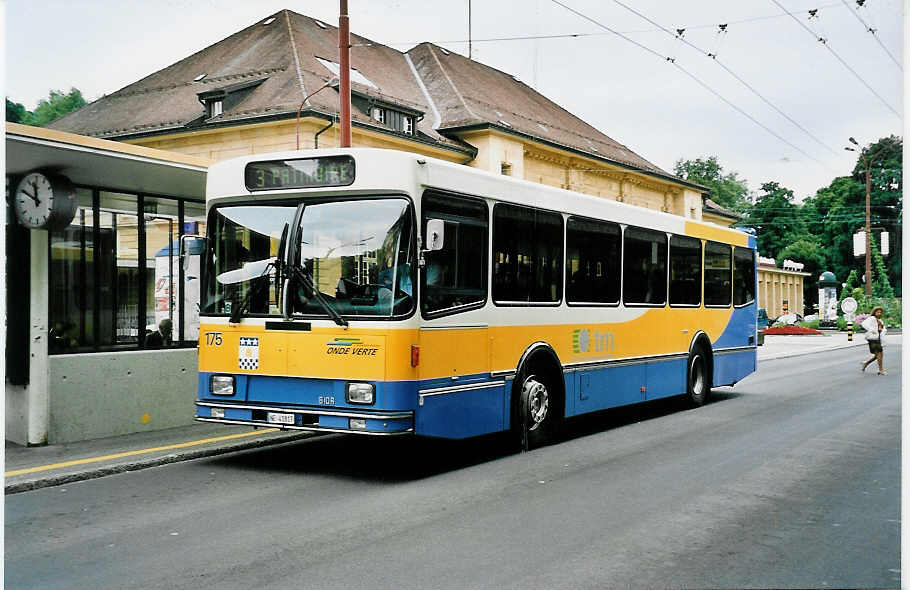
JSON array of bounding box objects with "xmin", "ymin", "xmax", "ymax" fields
[
  {"xmin": 370, "ymin": 105, "xmax": 416, "ymax": 135},
  {"xmin": 196, "ymin": 77, "xmax": 267, "ymax": 122}
]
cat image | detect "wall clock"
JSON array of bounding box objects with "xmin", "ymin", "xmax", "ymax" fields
[{"xmin": 13, "ymin": 171, "xmax": 77, "ymax": 230}]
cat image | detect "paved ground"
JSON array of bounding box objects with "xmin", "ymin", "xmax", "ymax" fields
[
  {"xmin": 5, "ymin": 331, "xmax": 900, "ymax": 494},
  {"xmin": 5, "ymin": 340, "xmax": 900, "ymax": 589}
]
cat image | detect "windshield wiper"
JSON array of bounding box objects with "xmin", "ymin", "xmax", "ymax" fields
[
  {"xmin": 229, "ymin": 264, "xmax": 274, "ymax": 324},
  {"xmin": 285, "ymin": 262, "xmax": 349, "ymax": 328}
]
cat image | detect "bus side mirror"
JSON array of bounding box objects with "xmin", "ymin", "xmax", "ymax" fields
[
  {"xmin": 180, "ymin": 234, "xmax": 205, "ymax": 272},
  {"xmin": 425, "ymin": 219, "xmax": 445, "ymax": 251}
]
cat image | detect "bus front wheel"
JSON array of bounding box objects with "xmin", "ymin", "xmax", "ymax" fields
[{"xmin": 687, "ymin": 346, "xmax": 711, "ymax": 407}]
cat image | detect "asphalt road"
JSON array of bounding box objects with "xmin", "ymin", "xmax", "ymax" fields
[{"xmin": 6, "ymin": 344, "xmax": 900, "ymax": 589}]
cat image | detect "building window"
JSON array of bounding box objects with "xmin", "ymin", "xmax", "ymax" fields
[
  {"xmin": 209, "ymin": 99, "xmax": 223, "ymax": 118},
  {"xmin": 48, "ymin": 189, "xmax": 203, "ymax": 353},
  {"xmin": 403, "ymin": 116, "xmax": 414, "ymax": 135},
  {"xmin": 371, "ymin": 107, "xmax": 385, "ymax": 124}
]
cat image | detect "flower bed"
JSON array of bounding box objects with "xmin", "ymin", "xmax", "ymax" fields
[{"xmin": 763, "ymin": 325, "xmax": 823, "ymax": 335}]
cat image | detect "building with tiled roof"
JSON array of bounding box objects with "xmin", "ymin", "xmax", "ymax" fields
[{"xmin": 49, "ymin": 9, "xmax": 708, "ymax": 217}]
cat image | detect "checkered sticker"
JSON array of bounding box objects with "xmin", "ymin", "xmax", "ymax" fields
[{"xmin": 238, "ymin": 337, "xmax": 259, "ymax": 370}]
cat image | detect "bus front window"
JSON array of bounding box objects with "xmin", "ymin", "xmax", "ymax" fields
[
  {"xmin": 290, "ymin": 198, "xmax": 414, "ymax": 318},
  {"xmin": 203, "ymin": 205, "xmax": 296, "ymax": 316}
]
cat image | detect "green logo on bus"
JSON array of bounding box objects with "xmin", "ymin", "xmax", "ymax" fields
[{"xmin": 573, "ymin": 328, "xmax": 615, "ymax": 355}]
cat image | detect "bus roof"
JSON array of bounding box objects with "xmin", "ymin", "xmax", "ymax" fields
[{"xmin": 206, "ymin": 147, "xmax": 752, "ymax": 247}]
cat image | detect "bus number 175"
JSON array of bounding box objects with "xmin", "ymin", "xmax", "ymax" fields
[{"xmin": 206, "ymin": 332, "xmax": 223, "ymax": 346}]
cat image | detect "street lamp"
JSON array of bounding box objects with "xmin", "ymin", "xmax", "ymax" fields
[
  {"xmin": 296, "ymin": 76, "xmax": 340, "ymax": 150},
  {"xmin": 844, "ymin": 137, "xmax": 884, "ymax": 297}
]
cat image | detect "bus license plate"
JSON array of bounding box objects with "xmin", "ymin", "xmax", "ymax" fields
[{"xmin": 267, "ymin": 412, "xmax": 295, "ymax": 425}]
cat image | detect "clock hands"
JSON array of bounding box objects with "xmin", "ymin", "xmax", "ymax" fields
[{"xmin": 23, "ymin": 180, "xmax": 41, "ymax": 206}]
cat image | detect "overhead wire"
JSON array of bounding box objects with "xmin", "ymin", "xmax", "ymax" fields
[
  {"xmin": 610, "ymin": 0, "xmax": 841, "ymax": 159},
  {"xmin": 383, "ymin": 2, "xmax": 844, "ymax": 47},
  {"xmin": 840, "ymin": 0, "xmax": 902, "ymax": 70},
  {"xmin": 769, "ymin": 0, "xmax": 900, "ymax": 118},
  {"xmin": 549, "ymin": 0, "xmax": 828, "ymax": 168}
]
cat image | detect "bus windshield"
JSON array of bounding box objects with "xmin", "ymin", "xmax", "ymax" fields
[
  {"xmin": 202, "ymin": 198, "xmax": 414, "ymax": 319},
  {"xmin": 290, "ymin": 198, "xmax": 414, "ymax": 318}
]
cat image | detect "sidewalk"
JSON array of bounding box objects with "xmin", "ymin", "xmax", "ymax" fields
[
  {"xmin": 6, "ymin": 331, "xmax": 901, "ymax": 494},
  {"xmin": 758, "ymin": 330, "xmax": 900, "ymax": 362}
]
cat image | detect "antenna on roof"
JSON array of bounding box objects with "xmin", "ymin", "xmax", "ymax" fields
[{"xmin": 468, "ymin": 0, "xmax": 472, "ymax": 60}]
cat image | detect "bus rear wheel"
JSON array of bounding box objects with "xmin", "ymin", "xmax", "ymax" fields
[
  {"xmin": 516, "ymin": 372, "xmax": 556, "ymax": 450},
  {"xmin": 687, "ymin": 346, "xmax": 711, "ymax": 407}
]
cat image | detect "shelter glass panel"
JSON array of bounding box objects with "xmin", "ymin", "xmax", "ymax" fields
[{"xmin": 49, "ymin": 188, "xmax": 95, "ymax": 352}]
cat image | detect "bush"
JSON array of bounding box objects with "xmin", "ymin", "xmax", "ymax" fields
[{"xmin": 799, "ymin": 319, "xmax": 820, "ymax": 330}]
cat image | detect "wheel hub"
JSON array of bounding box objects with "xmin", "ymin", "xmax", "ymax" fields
[
  {"xmin": 690, "ymin": 356, "xmax": 704, "ymax": 396},
  {"xmin": 523, "ymin": 378, "xmax": 549, "ymax": 431}
]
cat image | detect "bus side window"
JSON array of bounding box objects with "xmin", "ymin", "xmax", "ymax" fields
[
  {"xmin": 705, "ymin": 241, "xmax": 732, "ymax": 307},
  {"xmin": 622, "ymin": 227, "xmax": 667, "ymax": 305},
  {"xmin": 733, "ymin": 247, "xmax": 755, "ymax": 306},
  {"xmin": 492, "ymin": 204, "xmax": 563, "ymax": 304},
  {"xmin": 565, "ymin": 216, "xmax": 620, "ymax": 305},
  {"xmin": 669, "ymin": 235, "xmax": 702, "ymax": 306},
  {"xmin": 421, "ymin": 192, "xmax": 488, "ymax": 316}
]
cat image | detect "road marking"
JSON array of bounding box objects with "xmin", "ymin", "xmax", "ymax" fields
[{"xmin": 5, "ymin": 429, "xmax": 279, "ymax": 477}]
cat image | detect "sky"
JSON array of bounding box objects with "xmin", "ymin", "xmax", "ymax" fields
[{"xmin": 3, "ymin": 0, "xmax": 905, "ymax": 201}]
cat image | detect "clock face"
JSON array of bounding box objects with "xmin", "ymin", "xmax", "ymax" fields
[{"xmin": 14, "ymin": 172, "xmax": 55, "ymax": 229}]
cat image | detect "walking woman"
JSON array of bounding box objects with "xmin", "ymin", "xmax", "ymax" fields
[{"xmin": 860, "ymin": 306, "xmax": 887, "ymax": 375}]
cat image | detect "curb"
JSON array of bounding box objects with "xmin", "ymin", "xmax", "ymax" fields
[{"xmin": 5, "ymin": 431, "xmax": 316, "ymax": 495}]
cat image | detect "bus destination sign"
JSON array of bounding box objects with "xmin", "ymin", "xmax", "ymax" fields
[{"xmin": 245, "ymin": 155, "xmax": 355, "ymax": 191}]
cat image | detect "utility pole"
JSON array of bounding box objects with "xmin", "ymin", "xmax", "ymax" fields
[
  {"xmin": 339, "ymin": 0, "xmax": 352, "ymax": 147},
  {"xmin": 845, "ymin": 137, "xmax": 880, "ymax": 297}
]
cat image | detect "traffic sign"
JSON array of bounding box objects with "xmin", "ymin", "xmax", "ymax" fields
[{"xmin": 841, "ymin": 297, "xmax": 858, "ymax": 314}]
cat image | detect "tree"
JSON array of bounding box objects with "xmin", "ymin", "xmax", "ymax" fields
[
  {"xmin": 673, "ymin": 156, "xmax": 750, "ymax": 212},
  {"xmin": 6, "ymin": 98, "xmax": 29, "ymax": 123},
  {"xmin": 29, "ymin": 88, "xmax": 86, "ymax": 126},
  {"xmin": 6, "ymin": 88, "xmax": 87, "ymax": 127},
  {"xmin": 740, "ymin": 181, "xmax": 806, "ymax": 260},
  {"xmin": 806, "ymin": 136, "xmax": 902, "ymax": 296},
  {"xmin": 839, "ymin": 269, "xmax": 860, "ymax": 306},
  {"xmin": 869, "ymin": 234, "xmax": 894, "ymax": 297}
]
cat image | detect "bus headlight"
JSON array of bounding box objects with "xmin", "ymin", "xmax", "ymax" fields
[
  {"xmin": 346, "ymin": 382, "xmax": 375, "ymax": 405},
  {"xmin": 210, "ymin": 375, "xmax": 235, "ymax": 396}
]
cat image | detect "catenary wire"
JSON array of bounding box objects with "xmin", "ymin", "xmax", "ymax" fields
[
  {"xmin": 839, "ymin": 0, "xmax": 902, "ymax": 71},
  {"xmin": 610, "ymin": 0, "xmax": 841, "ymax": 159},
  {"xmin": 382, "ymin": 3, "xmax": 845, "ymax": 46},
  {"xmin": 770, "ymin": 0, "xmax": 900, "ymax": 118},
  {"xmin": 549, "ymin": 0, "xmax": 828, "ymax": 168}
]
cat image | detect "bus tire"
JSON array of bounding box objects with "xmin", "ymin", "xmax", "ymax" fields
[
  {"xmin": 687, "ymin": 345, "xmax": 711, "ymax": 407},
  {"xmin": 514, "ymin": 368, "xmax": 560, "ymax": 451}
]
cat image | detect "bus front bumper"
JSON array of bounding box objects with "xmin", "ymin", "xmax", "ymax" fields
[{"xmin": 195, "ymin": 401, "xmax": 414, "ymax": 435}]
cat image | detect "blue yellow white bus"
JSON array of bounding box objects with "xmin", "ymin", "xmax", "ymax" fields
[{"xmin": 194, "ymin": 148, "xmax": 757, "ymax": 448}]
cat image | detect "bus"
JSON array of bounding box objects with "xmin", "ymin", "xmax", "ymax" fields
[{"xmin": 193, "ymin": 148, "xmax": 757, "ymax": 449}]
